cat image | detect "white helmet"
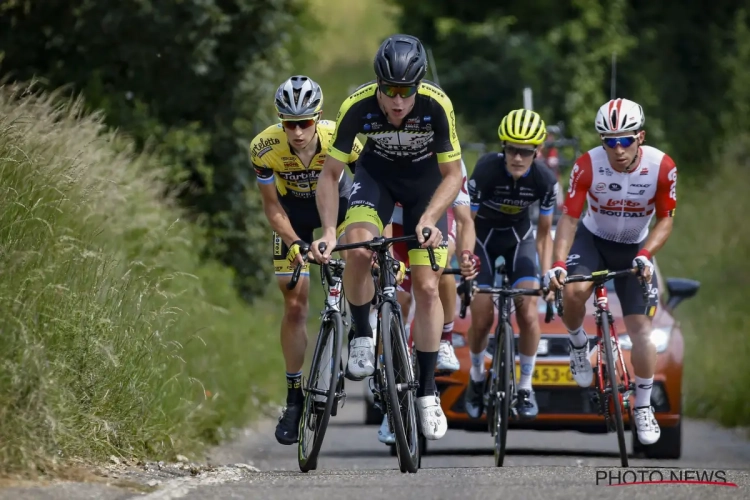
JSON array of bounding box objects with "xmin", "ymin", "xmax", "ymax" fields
[{"xmin": 594, "ymin": 98, "xmax": 645, "ymax": 135}]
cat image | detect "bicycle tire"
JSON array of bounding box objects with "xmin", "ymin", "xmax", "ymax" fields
[
  {"xmin": 381, "ymin": 301, "xmax": 420, "ymax": 473},
  {"xmin": 494, "ymin": 321, "xmax": 513, "ymax": 467},
  {"xmin": 297, "ymin": 311, "xmax": 344, "ymax": 472},
  {"xmin": 601, "ymin": 312, "xmax": 628, "ymax": 467}
]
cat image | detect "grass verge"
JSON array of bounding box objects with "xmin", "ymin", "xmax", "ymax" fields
[
  {"xmin": 658, "ymin": 139, "xmax": 750, "ymax": 427},
  {"xmin": 0, "ymin": 83, "xmax": 284, "ymax": 476}
]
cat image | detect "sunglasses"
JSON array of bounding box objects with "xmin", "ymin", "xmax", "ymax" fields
[
  {"xmin": 602, "ymin": 135, "xmax": 638, "ymax": 148},
  {"xmin": 281, "ymin": 118, "xmax": 317, "ymax": 130},
  {"xmin": 378, "ymin": 83, "xmax": 418, "ymax": 98},
  {"xmin": 505, "ymin": 145, "xmax": 537, "ymax": 158}
]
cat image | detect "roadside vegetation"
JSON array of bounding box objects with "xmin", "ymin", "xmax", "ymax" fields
[{"xmin": 0, "ymin": 85, "xmax": 283, "ymax": 474}]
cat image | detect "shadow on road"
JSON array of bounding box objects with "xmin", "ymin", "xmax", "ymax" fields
[{"xmin": 320, "ymin": 447, "xmax": 624, "ymax": 459}]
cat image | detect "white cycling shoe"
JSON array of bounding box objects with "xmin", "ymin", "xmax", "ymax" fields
[
  {"xmin": 634, "ymin": 405, "xmax": 661, "ymax": 445},
  {"xmin": 436, "ymin": 341, "xmax": 460, "ymax": 373},
  {"xmin": 378, "ymin": 415, "xmax": 396, "ymax": 445},
  {"xmin": 347, "ymin": 337, "xmax": 375, "ymax": 380},
  {"xmin": 417, "ymin": 395, "xmax": 447, "ymax": 440},
  {"xmin": 569, "ymin": 340, "xmax": 594, "ymax": 387}
]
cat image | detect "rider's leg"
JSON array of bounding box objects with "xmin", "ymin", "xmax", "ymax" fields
[
  {"xmin": 437, "ymin": 238, "xmax": 460, "ymax": 372},
  {"xmin": 562, "ymin": 223, "xmax": 599, "ymax": 387},
  {"xmin": 340, "ymin": 169, "xmax": 395, "ymax": 381},
  {"xmin": 509, "ymin": 235, "xmax": 545, "ymax": 419},
  {"xmin": 616, "ymin": 254, "xmax": 661, "ymax": 444},
  {"xmin": 272, "ymin": 230, "xmax": 312, "ymax": 445},
  {"xmin": 463, "ymin": 227, "xmax": 497, "ymax": 418}
]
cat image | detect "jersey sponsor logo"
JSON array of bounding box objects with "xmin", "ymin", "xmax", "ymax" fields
[
  {"xmin": 273, "ymin": 233, "xmax": 283, "ymax": 257},
  {"xmin": 251, "ymin": 137, "xmax": 281, "ymax": 156},
  {"xmin": 628, "ymin": 189, "xmax": 646, "ymax": 196},
  {"xmin": 568, "ymin": 164, "xmax": 583, "ymax": 198},
  {"xmin": 598, "ymin": 165, "xmax": 613, "ymax": 177},
  {"xmin": 595, "ymin": 182, "xmax": 607, "ymax": 192},
  {"xmin": 609, "ymin": 183, "xmax": 622, "ymax": 191},
  {"xmin": 600, "ymin": 209, "xmax": 646, "ymax": 217},
  {"xmin": 631, "ymin": 183, "xmax": 651, "ymax": 188},
  {"xmin": 461, "ymin": 175, "xmax": 468, "ymax": 194},
  {"xmin": 668, "ymin": 166, "xmax": 677, "ymax": 200},
  {"xmin": 640, "ymin": 167, "xmax": 649, "ymax": 175},
  {"xmin": 278, "ymin": 170, "xmax": 319, "ymax": 182},
  {"xmin": 605, "ymin": 198, "xmax": 642, "ymax": 208},
  {"xmin": 500, "ymin": 205, "xmax": 524, "ymax": 214}
]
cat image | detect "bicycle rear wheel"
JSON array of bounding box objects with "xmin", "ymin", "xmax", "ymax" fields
[
  {"xmin": 381, "ymin": 301, "xmax": 420, "ymax": 473},
  {"xmin": 601, "ymin": 312, "xmax": 628, "ymax": 467},
  {"xmin": 297, "ymin": 311, "xmax": 344, "ymax": 472},
  {"xmin": 494, "ymin": 321, "xmax": 514, "ymax": 467}
]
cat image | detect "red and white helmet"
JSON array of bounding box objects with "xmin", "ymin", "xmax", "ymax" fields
[{"xmin": 594, "ymin": 98, "xmax": 645, "ymax": 135}]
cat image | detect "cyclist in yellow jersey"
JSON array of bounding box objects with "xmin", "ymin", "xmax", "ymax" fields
[
  {"xmin": 311, "ymin": 34, "xmax": 464, "ymax": 441},
  {"xmin": 251, "ymin": 75, "xmax": 363, "ymax": 446}
]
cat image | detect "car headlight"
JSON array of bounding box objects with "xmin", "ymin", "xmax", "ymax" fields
[{"xmin": 618, "ymin": 327, "xmax": 672, "ymax": 353}]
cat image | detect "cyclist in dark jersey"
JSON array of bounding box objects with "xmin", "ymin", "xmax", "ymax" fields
[
  {"xmin": 464, "ymin": 109, "xmax": 558, "ymax": 420},
  {"xmin": 312, "ymin": 34, "xmax": 468, "ymax": 442}
]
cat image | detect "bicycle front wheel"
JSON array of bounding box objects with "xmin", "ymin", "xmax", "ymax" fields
[
  {"xmin": 494, "ymin": 321, "xmax": 514, "ymax": 467},
  {"xmin": 601, "ymin": 312, "xmax": 628, "ymax": 467},
  {"xmin": 381, "ymin": 301, "xmax": 420, "ymax": 473},
  {"xmin": 297, "ymin": 311, "xmax": 344, "ymax": 472}
]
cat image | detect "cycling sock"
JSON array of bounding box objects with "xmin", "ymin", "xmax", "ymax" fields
[
  {"xmin": 469, "ymin": 350, "xmax": 485, "ymax": 382},
  {"xmin": 286, "ymin": 371, "xmax": 303, "ymax": 405},
  {"xmin": 369, "ymin": 307, "xmax": 379, "ymax": 332},
  {"xmin": 350, "ymin": 301, "xmax": 374, "ymax": 339},
  {"xmin": 441, "ymin": 321, "xmax": 454, "ymax": 343},
  {"xmin": 634, "ymin": 376, "xmax": 654, "ymax": 408},
  {"xmin": 568, "ymin": 326, "xmax": 588, "ymax": 348},
  {"xmin": 416, "ymin": 350, "xmax": 438, "ymax": 397},
  {"xmin": 518, "ymin": 353, "xmax": 537, "ymax": 391}
]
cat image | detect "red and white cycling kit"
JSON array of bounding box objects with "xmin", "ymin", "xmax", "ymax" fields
[
  {"xmin": 561, "ymin": 145, "xmax": 677, "ymax": 317},
  {"xmin": 392, "ymin": 160, "xmax": 470, "ymax": 293},
  {"xmin": 563, "ymin": 145, "xmax": 677, "ymax": 244}
]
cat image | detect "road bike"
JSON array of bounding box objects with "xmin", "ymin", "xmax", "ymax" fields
[
  {"xmin": 287, "ymin": 247, "xmax": 349, "ymax": 472},
  {"xmin": 300, "ymin": 228, "xmax": 441, "ymax": 473},
  {"xmin": 551, "ymin": 263, "xmax": 653, "ymax": 467},
  {"xmin": 456, "ymin": 263, "xmax": 554, "ymax": 467}
]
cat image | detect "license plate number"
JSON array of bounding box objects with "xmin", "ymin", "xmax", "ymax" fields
[{"xmin": 514, "ymin": 364, "xmax": 576, "ymax": 386}]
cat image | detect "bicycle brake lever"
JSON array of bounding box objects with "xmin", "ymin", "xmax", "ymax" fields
[{"xmin": 421, "ymin": 227, "xmax": 440, "ymax": 272}]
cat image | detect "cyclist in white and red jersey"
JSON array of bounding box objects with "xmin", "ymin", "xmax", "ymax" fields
[
  {"xmin": 377, "ymin": 159, "xmax": 478, "ymax": 445},
  {"xmin": 544, "ymin": 98, "xmax": 677, "ymax": 447}
]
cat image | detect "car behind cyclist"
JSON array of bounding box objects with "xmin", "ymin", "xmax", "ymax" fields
[
  {"xmin": 251, "ymin": 75, "xmax": 362, "ymax": 445},
  {"xmin": 545, "ymin": 98, "xmax": 677, "ymax": 446},
  {"xmin": 464, "ymin": 109, "xmax": 557, "ymax": 421},
  {"xmin": 312, "ymin": 34, "xmax": 464, "ymax": 441}
]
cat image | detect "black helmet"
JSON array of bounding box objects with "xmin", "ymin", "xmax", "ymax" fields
[{"xmin": 373, "ymin": 34, "xmax": 427, "ymax": 86}]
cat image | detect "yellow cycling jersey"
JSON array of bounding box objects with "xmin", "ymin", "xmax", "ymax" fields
[{"xmin": 251, "ymin": 120, "xmax": 363, "ymax": 200}]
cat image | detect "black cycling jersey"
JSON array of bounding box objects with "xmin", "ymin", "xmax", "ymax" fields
[
  {"xmin": 328, "ymin": 80, "xmax": 461, "ymax": 181},
  {"xmin": 468, "ymin": 152, "xmax": 558, "ymax": 228}
]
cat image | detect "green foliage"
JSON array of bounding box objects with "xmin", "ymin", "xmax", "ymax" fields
[
  {"xmin": 0, "ymin": 84, "xmax": 283, "ymax": 473},
  {"xmin": 391, "ymin": 0, "xmax": 742, "ymax": 169},
  {"xmin": 0, "ymin": 0, "xmax": 310, "ymax": 303}
]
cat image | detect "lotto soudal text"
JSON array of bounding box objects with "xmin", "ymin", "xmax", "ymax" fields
[{"xmin": 596, "ymin": 468, "xmax": 737, "ymax": 487}]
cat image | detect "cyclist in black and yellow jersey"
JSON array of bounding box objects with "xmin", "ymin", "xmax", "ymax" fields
[
  {"xmin": 252, "ymin": 75, "xmax": 363, "ymax": 446},
  {"xmin": 311, "ymin": 34, "xmax": 466, "ymax": 441}
]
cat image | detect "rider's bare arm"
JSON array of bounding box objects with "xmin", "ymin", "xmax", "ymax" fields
[
  {"xmin": 640, "ymin": 155, "xmax": 677, "ymax": 258},
  {"xmin": 553, "ymin": 154, "xmax": 593, "ymax": 263},
  {"xmin": 536, "ymin": 212, "xmax": 554, "ymax": 276},
  {"xmin": 315, "ymin": 156, "xmax": 346, "ymax": 238},
  {"xmin": 453, "ymin": 204, "xmax": 475, "ymax": 255},
  {"xmin": 258, "ymin": 182, "xmax": 300, "ymax": 246}
]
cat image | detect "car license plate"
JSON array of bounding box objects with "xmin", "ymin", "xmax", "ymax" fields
[{"xmin": 514, "ymin": 364, "xmax": 576, "ymax": 386}]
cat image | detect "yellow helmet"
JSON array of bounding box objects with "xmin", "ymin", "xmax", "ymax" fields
[{"xmin": 498, "ymin": 109, "xmax": 547, "ymax": 146}]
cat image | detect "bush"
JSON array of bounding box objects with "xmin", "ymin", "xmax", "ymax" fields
[
  {"xmin": 660, "ymin": 137, "xmax": 750, "ymax": 426},
  {"xmin": 0, "ymin": 84, "xmax": 283, "ymax": 474}
]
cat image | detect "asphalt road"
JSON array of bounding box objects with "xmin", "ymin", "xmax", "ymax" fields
[{"xmin": 2, "ymin": 381, "xmax": 749, "ymax": 499}]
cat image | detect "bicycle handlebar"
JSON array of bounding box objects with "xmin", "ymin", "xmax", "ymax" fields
[
  {"xmin": 552, "ymin": 265, "xmax": 651, "ymax": 317},
  {"xmin": 287, "ymin": 228, "xmax": 443, "ymax": 290},
  {"xmin": 286, "ymin": 241, "xmax": 345, "ymax": 290}
]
